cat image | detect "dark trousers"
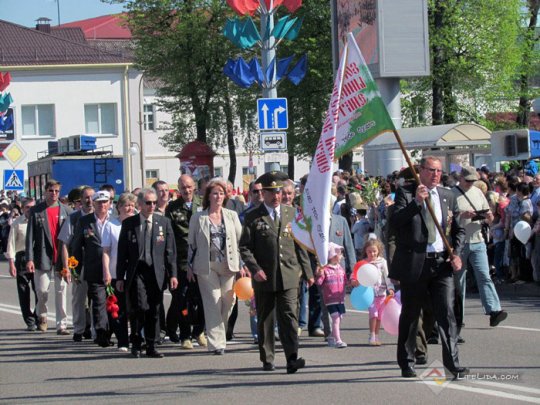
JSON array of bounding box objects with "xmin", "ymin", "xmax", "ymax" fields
[
  {"xmin": 87, "ymin": 282, "xmax": 108, "ymax": 335},
  {"xmin": 227, "ymin": 297, "xmax": 238, "ymax": 338},
  {"xmin": 15, "ymin": 252, "xmax": 39, "ymax": 327},
  {"xmin": 107, "ymin": 278, "xmax": 129, "ymax": 348},
  {"xmin": 398, "ymin": 257, "xmax": 461, "ymax": 372},
  {"xmin": 255, "ymin": 288, "xmax": 299, "ymax": 364},
  {"xmin": 166, "ymin": 270, "xmax": 205, "ymax": 340},
  {"xmin": 307, "ymin": 283, "xmax": 322, "ymax": 332},
  {"xmin": 128, "ymin": 262, "xmax": 163, "ymax": 350}
]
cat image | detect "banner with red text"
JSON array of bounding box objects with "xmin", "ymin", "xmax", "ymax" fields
[{"xmin": 293, "ymin": 33, "xmax": 395, "ymax": 265}]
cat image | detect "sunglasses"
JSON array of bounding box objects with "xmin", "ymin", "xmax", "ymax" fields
[
  {"xmin": 144, "ymin": 200, "xmax": 157, "ymax": 206},
  {"xmin": 252, "ymin": 190, "xmax": 262, "ymax": 194},
  {"xmin": 48, "ymin": 189, "xmax": 60, "ymax": 193}
]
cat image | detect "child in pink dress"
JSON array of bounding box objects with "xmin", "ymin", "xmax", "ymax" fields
[{"xmin": 315, "ymin": 242, "xmax": 348, "ymax": 348}]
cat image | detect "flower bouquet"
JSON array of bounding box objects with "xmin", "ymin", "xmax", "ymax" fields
[
  {"xmin": 68, "ymin": 256, "xmax": 79, "ymax": 282},
  {"xmin": 106, "ymin": 283, "xmax": 119, "ymax": 319}
]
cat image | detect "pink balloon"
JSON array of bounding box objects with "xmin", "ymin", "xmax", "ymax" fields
[{"xmin": 381, "ymin": 298, "xmax": 401, "ymax": 336}]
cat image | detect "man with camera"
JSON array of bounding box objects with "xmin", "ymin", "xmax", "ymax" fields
[{"xmin": 453, "ymin": 166, "xmax": 507, "ymax": 331}]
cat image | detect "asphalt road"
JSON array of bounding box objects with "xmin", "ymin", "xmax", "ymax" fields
[{"xmin": 1, "ymin": 261, "xmax": 539, "ymax": 405}]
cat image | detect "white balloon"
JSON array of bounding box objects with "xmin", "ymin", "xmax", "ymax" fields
[
  {"xmin": 513, "ymin": 221, "xmax": 532, "ymax": 245},
  {"xmin": 357, "ymin": 263, "xmax": 380, "ymax": 287}
]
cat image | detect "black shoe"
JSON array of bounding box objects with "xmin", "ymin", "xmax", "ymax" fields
[
  {"xmin": 457, "ymin": 336, "xmax": 465, "ymax": 344},
  {"xmin": 83, "ymin": 329, "xmax": 92, "ymax": 339},
  {"xmin": 415, "ymin": 355, "xmax": 427, "ymax": 365},
  {"xmin": 451, "ymin": 367, "xmax": 470, "ymax": 380},
  {"xmin": 73, "ymin": 333, "xmax": 83, "ymax": 342},
  {"xmin": 401, "ymin": 367, "xmax": 417, "ymax": 378},
  {"xmin": 427, "ymin": 337, "xmax": 439, "ymax": 345},
  {"xmin": 131, "ymin": 349, "xmax": 141, "ymax": 358},
  {"xmin": 213, "ymin": 349, "xmax": 225, "ymax": 355},
  {"xmin": 253, "ymin": 338, "xmax": 259, "ymax": 345},
  {"xmin": 168, "ymin": 334, "xmax": 180, "ymax": 343},
  {"xmin": 286, "ymin": 357, "xmax": 305, "ymax": 374},
  {"xmin": 489, "ymin": 310, "xmax": 508, "ymax": 327},
  {"xmin": 262, "ymin": 362, "xmax": 275, "ymax": 371},
  {"xmin": 146, "ymin": 349, "xmax": 164, "ymax": 358},
  {"xmin": 26, "ymin": 324, "xmax": 37, "ymax": 332},
  {"xmin": 226, "ymin": 333, "xmax": 235, "ymax": 341}
]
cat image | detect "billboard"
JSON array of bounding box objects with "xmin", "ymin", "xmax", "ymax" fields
[{"xmin": 332, "ymin": 0, "xmax": 430, "ymax": 78}]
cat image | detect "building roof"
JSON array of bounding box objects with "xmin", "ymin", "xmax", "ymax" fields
[
  {"xmin": 50, "ymin": 27, "xmax": 86, "ymax": 43},
  {"xmin": 363, "ymin": 123, "xmax": 492, "ymax": 151},
  {"xmin": 0, "ymin": 19, "xmax": 132, "ymax": 66},
  {"xmin": 58, "ymin": 14, "xmax": 131, "ymax": 40}
]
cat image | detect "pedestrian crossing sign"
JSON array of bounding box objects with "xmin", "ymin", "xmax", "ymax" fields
[{"xmin": 4, "ymin": 169, "xmax": 24, "ymax": 191}]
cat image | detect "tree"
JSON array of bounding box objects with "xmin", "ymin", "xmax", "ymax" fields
[
  {"xmin": 403, "ymin": 0, "xmax": 522, "ymax": 127},
  {"xmin": 516, "ymin": 0, "xmax": 540, "ymax": 127}
]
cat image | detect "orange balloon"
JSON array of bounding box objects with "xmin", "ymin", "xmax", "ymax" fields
[{"xmin": 234, "ymin": 277, "xmax": 254, "ymax": 300}]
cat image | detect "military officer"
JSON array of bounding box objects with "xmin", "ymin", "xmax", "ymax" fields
[{"xmin": 240, "ymin": 171, "xmax": 313, "ymax": 374}]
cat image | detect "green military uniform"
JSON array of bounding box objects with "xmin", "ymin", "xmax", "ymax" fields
[{"xmin": 240, "ymin": 171, "xmax": 312, "ymax": 372}]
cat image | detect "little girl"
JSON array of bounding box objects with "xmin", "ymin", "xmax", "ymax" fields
[
  {"xmin": 355, "ymin": 238, "xmax": 394, "ymax": 346},
  {"xmin": 315, "ymin": 242, "xmax": 348, "ymax": 348}
]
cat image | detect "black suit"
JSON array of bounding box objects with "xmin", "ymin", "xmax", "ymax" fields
[
  {"xmin": 70, "ymin": 213, "xmax": 108, "ymax": 337},
  {"xmin": 116, "ymin": 214, "xmax": 177, "ymax": 350},
  {"xmin": 389, "ymin": 184, "xmax": 465, "ymax": 373}
]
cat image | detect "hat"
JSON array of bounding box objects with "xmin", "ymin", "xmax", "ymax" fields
[
  {"xmin": 92, "ymin": 190, "xmax": 111, "ymax": 202},
  {"xmin": 328, "ymin": 242, "xmax": 343, "ymax": 260},
  {"xmin": 67, "ymin": 186, "xmax": 85, "ymax": 203},
  {"xmin": 460, "ymin": 166, "xmax": 479, "ymax": 181},
  {"xmin": 0, "ymin": 199, "xmax": 9, "ymax": 206},
  {"xmin": 256, "ymin": 171, "xmax": 289, "ymax": 191}
]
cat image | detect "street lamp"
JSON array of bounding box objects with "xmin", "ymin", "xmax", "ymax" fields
[{"xmin": 129, "ymin": 141, "xmax": 144, "ymax": 188}]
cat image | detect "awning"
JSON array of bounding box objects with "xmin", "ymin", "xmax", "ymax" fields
[{"xmin": 363, "ymin": 123, "xmax": 491, "ymax": 151}]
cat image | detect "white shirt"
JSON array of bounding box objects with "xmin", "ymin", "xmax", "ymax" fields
[
  {"xmin": 101, "ymin": 218, "xmax": 121, "ymax": 279},
  {"xmin": 263, "ymin": 203, "xmax": 280, "ymax": 221},
  {"xmin": 426, "ymin": 187, "xmax": 444, "ymax": 253}
]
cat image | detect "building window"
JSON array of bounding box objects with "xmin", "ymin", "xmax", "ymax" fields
[
  {"xmin": 242, "ymin": 166, "xmax": 257, "ymax": 176},
  {"xmin": 144, "ymin": 104, "xmax": 155, "ymax": 131},
  {"xmin": 146, "ymin": 169, "xmax": 159, "ymax": 180},
  {"xmin": 21, "ymin": 104, "xmax": 55, "ymax": 136},
  {"xmin": 214, "ymin": 167, "xmax": 223, "ymax": 177},
  {"xmin": 84, "ymin": 103, "xmax": 117, "ymax": 135}
]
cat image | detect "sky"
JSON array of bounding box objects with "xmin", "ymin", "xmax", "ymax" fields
[{"xmin": 0, "ymin": 0, "xmax": 125, "ymax": 27}]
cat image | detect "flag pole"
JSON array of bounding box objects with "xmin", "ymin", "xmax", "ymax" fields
[{"xmin": 392, "ymin": 129, "xmax": 455, "ymax": 257}]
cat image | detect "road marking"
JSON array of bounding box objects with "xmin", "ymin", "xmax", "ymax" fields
[
  {"xmin": 420, "ymin": 381, "xmax": 540, "ymax": 403},
  {"xmin": 498, "ymin": 325, "xmax": 540, "ymax": 333},
  {"xmin": 470, "ymin": 380, "xmax": 540, "ymax": 395},
  {"xmin": 0, "ymin": 303, "xmax": 73, "ymax": 323}
]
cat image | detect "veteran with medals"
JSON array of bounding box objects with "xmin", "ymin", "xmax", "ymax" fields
[{"xmin": 240, "ymin": 171, "xmax": 313, "ymax": 373}]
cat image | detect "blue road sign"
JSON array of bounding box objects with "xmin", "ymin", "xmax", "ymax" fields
[
  {"xmin": 4, "ymin": 169, "xmax": 24, "ymax": 191},
  {"xmin": 257, "ymin": 98, "xmax": 288, "ymax": 130}
]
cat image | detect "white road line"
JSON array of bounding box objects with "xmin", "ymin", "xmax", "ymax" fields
[
  {"xmin": 498, "ymin": 325, "xmax": 540, "ymax": 332},
  {"xmin": 470, "ymin": 381, "xmax": 540, "ymax": 395},
  {"xmin": 0, "ymin": 304, "xmax": 73, "ymax": 322},
  {"xmin": 421, "ymin": 381, "xmax": 540, "ymax": 403}
]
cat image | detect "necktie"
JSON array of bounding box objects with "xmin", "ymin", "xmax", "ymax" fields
[
  {"xmin": 273, "ymin": 210, "xmax": 280, "ymax": 229},
  {"xmin": 144, "ymin": 219, "xmax": 152, "ymax": 266},
  {"xmin": 425, "ymin": 191, "xmax": 437, "ymax": 244}
]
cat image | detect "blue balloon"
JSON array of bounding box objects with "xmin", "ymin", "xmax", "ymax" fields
[{"xmin": 350, "ymin": 286, "xmax": 374, "ymax": 310}]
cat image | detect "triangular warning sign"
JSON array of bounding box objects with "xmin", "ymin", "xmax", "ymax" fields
[{"xmin": 6, "ymin": 171, "xmax": 23, "ymax": 188}]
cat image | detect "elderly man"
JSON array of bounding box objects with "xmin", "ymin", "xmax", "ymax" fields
[
  {"xmin": 280, "ymin": 180, "xmax": 296, "ymax": 207},
  {"xmin": 70, "ymin": 190, "xmax": 112, "ymax": 347},
  {"xmin": 453, "ymin": 166, "xmax": 507, "ymax": 329},
  {"xmin": 116, "ymin": 188, "xmax": 178, "ymax": 358},
  {"xmin": 25, "ymin": 179, "xmax": 72, "ymax": 334},
  {"xmin": 389, "ymin": 156, "xmax": 468, "ymax": 379},
  {"xmin": 240, "ymin": 171, "xmax": 313, "ymax": 373},
  {"xmin": 165, "ymin": 175, "xmax": 206, "ymax": 349}
]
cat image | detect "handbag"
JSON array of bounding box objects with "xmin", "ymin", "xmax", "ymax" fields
[{"xmin": 455, "ymin": 186, "xmax": 491, "ymax": 244}]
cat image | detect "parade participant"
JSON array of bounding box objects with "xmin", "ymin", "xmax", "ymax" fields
[
  {"xmin": 58, "ymin": 186, "xmax": 94, "ymax": 342},
  {"xmin": 116, "ymin": 188, "xmax": 178, "ymax": 358},
  {"xmin": 102, "ymin": 192, "xmax": 137, "ymax": 352},
  {"xmin": 70, "ymin": 190, "xmax": 112, "ymax": 347},
  {"xmin": 315, "ymin": 243, "xmax": 348, "ymax": 348},
  {"xmin": 165, "ymin": 174, "xmax": 207, "ymax": 350},
  {"xmin": 25, "ymin": 180, "xmax": 72, "ymax": 334},
  {"xmin": 240, "ymin": 171, "xmax": 313, "ymax": 373},
  {"xmin": 188, "ymin": 178, "xmax": 244, "ymax": 355},
  {"xmin": 6, "ymin": 198, "xmax": 38, "ymax": 331},
  {"xmin": 389, "ymin": 156, "xmax": 468, "ymax": 379}
]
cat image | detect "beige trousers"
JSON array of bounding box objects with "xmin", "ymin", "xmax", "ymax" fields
[
  {"xmin": 197, "ymin": 262, "xmax": 236, "ymax": 351},
  {"xmin": 34, "ymin": 269, "xmax": 68, "ymax": 330}
]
